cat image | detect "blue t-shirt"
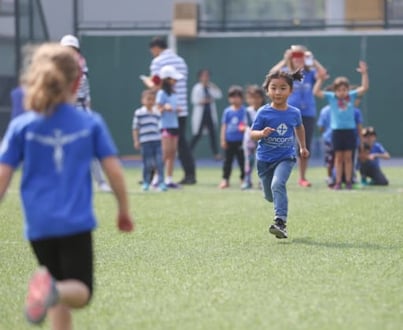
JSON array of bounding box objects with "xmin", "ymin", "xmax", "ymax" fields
[
  {"xmin": 10, "ymin": 86, "xmax": 26, "ymax": 119},
  {"xmin": 0, "ymin": 103, "xmax": 117, "ymax": 240},
  {"xmin": 156, "ymin": 90, "xmax": 179, "ymax": 129},
  {"xmin": 324, "ymin": 90, "xmax": 358, "ymax": 130},
  {"xmin": 283, "ymin": 67, "xmax": 317, "ymax": 118},
  {"xmin": 252, "ymin": 104, "xmax": 303, "ymax": 163},
  {"xmin": 317, "ymin": 105, "xmax": 363, "ymax": 144},
  {"xmin": 370, "ymin": 142, "xmax": 386, "ymax": 167},
  {"xmin": 221, "ymin": 106, "xmax": 247, "ymax": 142}
]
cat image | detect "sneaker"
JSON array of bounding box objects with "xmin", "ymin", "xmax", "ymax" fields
[
  {"xmin": 166, "ymin": 182, "xmax": 180, "ymax": 189},
  {"xmin": 179, "ymin": 177, "xmax": 196, "ymax": 185},
  {"xmin": 345, "ymin": 182, "xmax": 353, "ymax": 190},
  {"xmin": 269, "ymin": 218, "xmax": 288, "ymax": 239},
  {"xmin": 219, "ymin": 180, "xmax": 229, "ymax": 189},
  {"xmin": 361, "ymin": 178, "xmax": 368, "ymax": 186},
  {"xmin": 158, "ymin": 183, "xmax": 167, "ymax": 192},
  {"xmin": 298, "ymin": 179, "xmax": 312, "ymax": 187},
  {"xmin": 142, "ymin": 183, "xmax": 150, "ymax": 191},
  {"xmin": 98, "ymin": 182, "xmax": 112, "ymax": 193},
  {"xmin": 241, "ymin": 181, "xmax": 252, "ymax": 190},
  {"xmin": 333, "ymin": 183, "xmax": 342, "ymax": 190},
  {"xmin": 25, "ymin": 267, "xmax": 59, "ymax": 324}
]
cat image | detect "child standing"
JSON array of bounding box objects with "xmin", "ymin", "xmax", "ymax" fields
[
  {"xmin": 0, "ymin": 43, "xmax": 134, "ymax": 328},
  {"xmin": 156, "ymin": 65, "xmax": 183, "ymax": 188},
  {"xmin": 359, "ymin": 126, "xmax": 390, "ymax": 185},
  {"xmin": 219, "ymin": 86, "xmax": 247, "ymax": 189},
  {"xmin": 251, "ymin": 70, "xmax": 309, "ymax": 239},
  {"xmin": 242, "ymin": 85, "xmax": 266, "ymax": 190},
  {"xmin": 313, "ymin": 61, "xmax": 369, "ymax": 190},
  {"xmin": 133, "ymin": 90, "xmax": 166, "ymax": 191}
]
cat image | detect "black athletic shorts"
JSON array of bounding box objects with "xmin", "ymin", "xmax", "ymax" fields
[
  {"xmin": 332, "ymin": 129, "xmax": 356, "ymax": 151},
  {"xmin": 30, "ymin": 231, "xmax": 94, "ymax": 297}
]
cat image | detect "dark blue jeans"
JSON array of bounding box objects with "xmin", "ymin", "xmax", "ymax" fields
[{"xmin": 141, "ymin": 141, "xmax": 164, "ymax": 184}]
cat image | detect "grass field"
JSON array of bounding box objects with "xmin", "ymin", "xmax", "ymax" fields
[{"xmin": 1, "ymin": 164, "xmax": 403, "ymax": 330}]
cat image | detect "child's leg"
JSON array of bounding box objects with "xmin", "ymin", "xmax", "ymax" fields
[
  {"xmin": 343, "ymin": 150, "xmax": 353, "ymax": 183},
  {"xmin": 271, "ymin": 159, "xmax": 295, "ymax": 221},
  {"xmin": 222, "ymin": 142, "xmax": 236, "ymax": 180},
  {"xmin": 28, "ymin": 232, "xmax": 93, "ymax": 327},
  {"xmin": 154, "ymin": 141, "xmax": 165, "ymax": 184},
  {"xmin": 235, "ymin": 141, "xmax": 245, "ymax": 181},
  {"xmin": 334, "ymin": 151, "xmax": 343, "ymax": 185},
  {"xmin": 141, "ymin": 143, "xmax": 153, "ymax": 184},
  {"xmin": 257, "ymin": 160, "xmax": 274, "ymax": 202},
  {"xmin": 162, "ymin": 136, "xmax": 178, "ymax": 181}
]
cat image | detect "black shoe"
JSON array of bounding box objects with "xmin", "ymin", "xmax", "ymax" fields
[
  {"xmin": 179, "ymin": 177, "xmax": 196, "ymax": 185},
  {"xmin": 269, "ymin": 218, "xmax": 288, "ymax": 239}
]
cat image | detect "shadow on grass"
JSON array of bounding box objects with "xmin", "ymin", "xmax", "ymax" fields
[{"xmin": 290, "ymin": 237, "xmax": 398, "ymax": 250}]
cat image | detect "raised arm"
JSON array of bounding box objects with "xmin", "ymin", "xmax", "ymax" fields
[
  {"xmin": 355, "ymin": 61, "xmax": 369, "ymax": 96},
  {"xmin": 269, "ymin": 49, "xmax": 291, "ymax": 73},
  {"xmin": 313, "ymin": 76, "xmax": 325, "ymax": 99}
]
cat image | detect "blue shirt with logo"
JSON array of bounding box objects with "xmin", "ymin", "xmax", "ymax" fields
[
  {"xmin": 324, "ymin": 90, "xmax": 358, "ymax": 130},
  {"xmin": 156, "ymin": 90, "xmax": 179, "ymax": 129},
  {"xmin": 0, "ymin": 103, "xmax": 117, "ymax": 240},
  {"xmin": 221, "ymin": 106, "xmax": 247, "ymax": 142},
  {"xmin": 283, "ymin": 67, "xmax": 317, "ymax": 118},
  {"xmin": 252, "ymin": 104, "xmax": 302, "ymax": 163}
]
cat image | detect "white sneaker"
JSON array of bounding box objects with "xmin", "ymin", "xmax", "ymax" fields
[{"xmin": 98, "ymin": 182, "xmax": 112, "ymax": 193}]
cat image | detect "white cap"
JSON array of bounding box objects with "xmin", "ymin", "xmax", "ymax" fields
[
  {"xmin": 159, "ymin": 65, "xmax": 183, "ymax": 80},
  {"xmin": 60, "ymin": 34, "xmax": 80, "ymax": 49}
]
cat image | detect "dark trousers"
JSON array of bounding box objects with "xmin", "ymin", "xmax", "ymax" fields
[
  {"xmin": 360, "ymin": 161, "xmax": 389, "ymax": 185},
  {"xmin": 190, "ymin": 110, "xmax": 218, "ymax": 155},
  {"xmin": 223, "ymin": 141, "xmax": 245, "ymax": 180},
  {"xmin": 178, "ymin": 116, "xmax": 196, "ymax": 179}
]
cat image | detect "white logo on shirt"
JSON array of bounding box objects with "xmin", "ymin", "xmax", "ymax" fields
[
  {"xmin": 26, "ymin": 129, "xmax": 90, "ymax": 173},
  {"xmin": 276, "ymin": 123, "xmax": 288, "ymax": 136}
]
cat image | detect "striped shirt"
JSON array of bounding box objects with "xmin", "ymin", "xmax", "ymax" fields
[
  {"xmin": 76, "ymin": 55, "xmax": 91, "ymax": 108},
  {"xmin": 150, "ymin": 49, "xmax": 188, "ymax": 117},
  {"xmin": 132, "ymin": 106, "xmax": 161, "ymax": 143}
]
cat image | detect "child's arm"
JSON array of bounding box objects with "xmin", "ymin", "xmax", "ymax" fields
[
  {"xmin": 313, "ymin": 76, "xmax": 325, "ymax": 98},
  {"xmin": 250, "ymin": 127, "xmax": 276, "ymax": 141},
  {"xmin": 0, "ymin": 164, "xmax": 14, "ymax": 201},
  {"xmin": 355, "ymin": 61, "xmax": 369, "ymax": 96},
  {"xmin": 220, "ymin": 124, "xmax": 227, "ymax": 149},
  {"xmin": 370, "ymin": 146, "xmax": 391, "ymax": 160},
  {"xmin": 101, "ymin": 157, "xmax": 134, "ymax": 232},
  {"xmin": 132, "ymin": 129, "xmax": 140, "ymax": 150},
  {"xmin": 294, "ymin": 126, "xmax": 310, "ymax": 158}
]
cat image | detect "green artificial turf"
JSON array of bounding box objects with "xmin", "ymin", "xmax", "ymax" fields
[{"xmin": 1, "ymin": 166, "xmax": 402, "ymax": 330}]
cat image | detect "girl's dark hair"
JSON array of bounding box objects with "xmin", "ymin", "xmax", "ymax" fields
[
  {"xmin": 228, "ymin": 85, "xmax": 244, "ymax": 98},
  {"xmin": 246, "ymin": 85, "xmax": 266, "ymax": 104},
  {"xmin": 262, "ymin": 70, "xmax": 304, "ymax": 90},
  {"xmin": 197, "ymin": 68, "xmax": 209, "ymax": 78},
  {"xmin": 161, "ymin": 78, "xmax": 174, "ymax": 95}
]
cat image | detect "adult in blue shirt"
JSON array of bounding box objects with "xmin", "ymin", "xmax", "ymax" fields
[
  {"xmin": 271, "ymin": 45, "xmax": 327, "ymax": 187},
  {"xmin": 0, "ymin": 44, "xmax": 134, "ymax": 328}
]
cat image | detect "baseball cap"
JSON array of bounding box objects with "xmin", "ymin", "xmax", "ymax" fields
[
  {"xmin": 60, "ymin": 35, "xmax": 80, "ymax": 49},
  {"xmin": 159, "ymin": 65, "xmax": 183, "ymax": 80}
]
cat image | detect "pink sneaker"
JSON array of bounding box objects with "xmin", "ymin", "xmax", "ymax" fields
[
  {"xmin": 25, "ymin": 267, "xmax": 59, "ymax": 324},
  {"xmin": 298, "ymin": 179, "xmax": 312, "ymax": 187}
]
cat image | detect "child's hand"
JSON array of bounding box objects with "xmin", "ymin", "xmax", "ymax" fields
[
  {"xmin": 261, "ymin": 127, "xmax": 276, "ymax": 138},
  {"xmin": 300, "ymin": 147, "xmax": 310, "ymax": 158},
  {"xmin": 117, "ymin": 212, "xmax": 134, "ymax": 232},
  {"xmin": 356, "ymin": 61, "xmax": 368, "ymax": 74},
  {"xmin": 134, "ymin": 141, "xmax": 140, "ymax": 150},
  {"xmin": 316, "ymin": 69, "xmax": 329, "ymax": 80},
  {"xmin": 164, "ymin": 104, "xmax": 173, "ymax": 111}
]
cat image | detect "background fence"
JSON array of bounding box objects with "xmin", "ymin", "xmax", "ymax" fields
[{"xmin": 81, "ymin": 31, "xmax": 403, "ymax": 158}]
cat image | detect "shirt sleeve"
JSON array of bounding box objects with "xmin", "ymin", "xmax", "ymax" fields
[
  {"xmin": 373, "ymin": 143, "xmax": 386, "ymax": 154},
  {"xmin": 0, "ymin": 120, "xmax": 24, "ymax": 168},
  {"xmin": 221, "ymin": 108, "xmax": 228, "ymax": 125},
  {"xmin": 132, "ymin": 111, "xmax": 139, "ymax": 130},
  {"xmin": 92, "ymin": 114, "xmax": 118, "ymax": 160},
  {"xmin": 349, "ymin": 90, "xmax": 358, "ymax": 104},
  {"xmin": 156, "ymin": 90, "xmax": 166, "ymax": 105},
  {"xmin": 295, "ymin": 109, "xmax": 303, "ymax": 127},
  {"xmin": 251, "ymin": 111, "xmax": 264, "ymax": 130},
  {"xmin": 323, "ymin": 91, "xmax": 335, "ymax": 103}
]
